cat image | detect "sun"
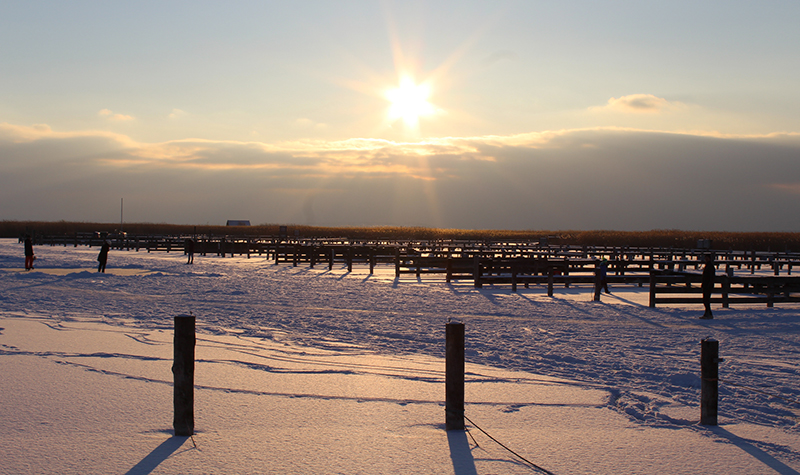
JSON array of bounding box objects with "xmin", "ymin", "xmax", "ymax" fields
[{"xmin": 385, "ymin": 76, "xmax": 436, "ymax": 130}]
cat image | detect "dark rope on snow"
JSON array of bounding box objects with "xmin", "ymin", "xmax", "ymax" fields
[{"xmin": 464, "ymin": 415, "xmax": 556, "ymax": 475}]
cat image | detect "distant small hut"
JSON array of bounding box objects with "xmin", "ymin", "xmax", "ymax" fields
[{"xmin": 226, "ymin": 220, "xmax": 251, "ymax": 226}]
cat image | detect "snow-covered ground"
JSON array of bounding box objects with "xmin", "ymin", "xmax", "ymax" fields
[{"xmin": 2, "ymin": 238, "xmax": 800, "ymax": 474}]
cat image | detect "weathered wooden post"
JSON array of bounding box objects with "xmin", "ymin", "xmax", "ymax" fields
[
  {"xmin": 369, "ymin": 248, "xmax": 375, "ymax": 275},
  {"xmin": 701, "ymin": 338, "xmax": 720, "ymax": 426},
  {"xmin": 593, "ymin": 266, "xmax": 601, "ymax": 301},
  {"xmin": 547, "ymin": 267, "xmax": 554, "ymax": 297},
  {"xmin": 173, "ymin": 314, "xmax": 196, "ymax": 436},
  {"xmin": 395, "ymin": 248, "xmax": 401, "ymax": 277},
  {"xmin": 473, "ymin": 256, "xmax": 482, "ymax": 289},
  {"xmin": 767, "ymin": 282, "xmax": 775, "ymax": 308},
  {"xmin": 445, "ymin": 321, "xmax": 465, "ymax": 431},
  {"xmin": 446, "ymin": 258, "xmax": 453, "ymax": 283},
  {"xmin": 649, "ymin": 271, "xmax": 657, "ymax": 308},
  {"xmin": 511, "ymin": 265, "xmax": 518, "ymax": 293},
  {"xmin": 347, "ymin": 247, "xmax": 353, "ymax": 272},
  {"xmin": 722, "ymin": 274, "xmax": 730, "ymax": 308}
]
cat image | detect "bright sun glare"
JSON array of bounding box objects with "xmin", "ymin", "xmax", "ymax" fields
[{"xmin": 385, "ymin": 76, "xmax": 436, "ymax": 129}]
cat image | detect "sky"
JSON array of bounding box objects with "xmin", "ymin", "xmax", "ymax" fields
[{"xmin": 2, "ymin": 1, "xmax": 800, "ymax": 231}]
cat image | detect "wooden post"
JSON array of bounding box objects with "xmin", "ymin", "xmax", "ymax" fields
[
  {"xmin": 446, "ymin": 258, "xmax": 452, "ymax": 283},
  {"xmin": 547, "ymin": 267, "xmax": 554, "ymax": 297},
  {"xmin": 369, "ymin": 248, "xmax": 375, "ymax": 275},
  {"xmin": 722, "ymin": 274, "xmax": 730, "ymax": 308},
  {"xmin": 767, "ymin": 283, "xmax": 775, "ymax": 308},
  {"xmin": 445, "ymin": 322, "xmax": 465, "ymax": 431},
  {"xmin": 173, "ymin": 314, "xmax": 196, "ymax": 436},
  {"xmin": 649, "ymin": 271, "xmax": 657, "ymax": 308},
  {"xmin": 701, "ymin": 338, "xmax": 719, "ymax": 426},
  {"xmin": 593, "ymin": 267, "xmax": 601, "ymax": 301},
  {"xmin": 347, "ymin": 248, "xmax": 353, "ymax": 272},
  {"xmin": 511, "ymin": 266, "xmax": 518, "ymax": 293},
  {"xmin": 473, "ymin": 257, "xmax": 482, "ymax": 288}
]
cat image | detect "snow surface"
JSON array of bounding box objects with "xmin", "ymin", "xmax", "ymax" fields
[{"xmin": 2, "ymin": 238, "xmax": 800, "ymax": 474}]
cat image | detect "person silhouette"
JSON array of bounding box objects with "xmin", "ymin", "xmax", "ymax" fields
[
  {"xmin": 24, "ymin": 235, "xmax": 35, "ymax": 270},
  {"xmin": 185, "ymin": 238, "xmax": 195, "ymax": 264},
  {"xmin": 97, "ymin": 240, "xmax": 110, "ymax": 273}
]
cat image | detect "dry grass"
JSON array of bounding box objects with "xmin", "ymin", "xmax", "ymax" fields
[{"xmin": 4, "ymin": 221, "xmax": 800, "ymax": 251}]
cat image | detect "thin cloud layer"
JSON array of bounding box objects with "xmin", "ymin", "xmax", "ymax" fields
[
  {"xmin": 98, "ymin": 109, "xmax": 135, "ymax": 121},
  {"xmin": 593, "ymin": 94, "xmax": 684, "ymax": 114},
  {"xmin": 1, "ymin": 122, "xmax": 799, "ymax": 231}
]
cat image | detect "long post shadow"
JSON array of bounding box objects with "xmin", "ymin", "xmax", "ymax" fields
[
  {"xmin": 124, "ymin": 436, "xmax": 189, "ymax": 475},
  {"xmin": 711, "ymin": 427, "xmax": 800, "ymax": 475},
  {"xmin": 448, "ymin": 429, "xmax": 478, "ymax": 475}
]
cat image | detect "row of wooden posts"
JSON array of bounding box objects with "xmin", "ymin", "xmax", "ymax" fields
[
  {"xmin": 30, "ymin": 233, "xmax": 800, "ymax": 275},
  {"xmin": 32, "ymin": 233, "xmax": 800, "ymax": 308},
  {"xmin": 171, "ymin": 317, "xmax": 721, "ymax": 437}
]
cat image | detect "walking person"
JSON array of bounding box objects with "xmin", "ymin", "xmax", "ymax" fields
[
  {"xmin": 701, "ymin": 254, "xmax": 715, "ymax": 319},
  {"xmin": 97, "ymin": 240, "xmax": 110, "ymax": 273},
  {"xmin": 24, "ymin": 235, "xmax": 35, "ymax": 270},
  {"xmin": 185, "ymin": 238, "xmax": 195, "ymax": 264},
  {"xmin": 593, "ymin": 257, "xmax": 611, "ymax": 301},
  {"xmin": 599, "ymin": 258, "xmax": 610, "ymax": 294}
]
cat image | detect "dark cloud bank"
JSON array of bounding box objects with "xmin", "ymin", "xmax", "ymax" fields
[{"xmin": 2, "ymin": 125, "xmax": 799, "ymax": 231}]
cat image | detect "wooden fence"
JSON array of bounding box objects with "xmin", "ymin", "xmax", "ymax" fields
[
  {"xmin": 25, "ymin": 233, "xmax": 800, "ymax": 306},
  {"xmin": 649, "ymin": 269, "xmax": 800, "ymax": 308}
]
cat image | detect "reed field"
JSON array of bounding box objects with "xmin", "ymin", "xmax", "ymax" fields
[{"xmin": 3, "ymin": 220, "xmax": 800, "ymax": 251}]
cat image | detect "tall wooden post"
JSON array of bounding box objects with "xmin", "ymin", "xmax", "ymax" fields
[
  {"xmin": 445, "ymin": 322, "xmax": 465, "ymax": 431},
  {"xmin": 722, "ymin": 274, "xmax": 730, "ymax": 308},
  {"xmin": 369, "ymin": 248, "xmax": 375, "ymax": 275},
  {"xmin": 593, "ymin": 267, "xmax": 601, "ymax": 301},
  {"xmin": 511, "ymin": 266, "xmax": 518, "ymax": 293},
  {"xmin": 173, "ymin": 314, "xmax": 196, "ymax": 436},
  {"xmin": 347, "ymin": 248, "xmax": 353, "ymax": 272},
  {"xmin": 701, "ymin": 338, "xmax": 719, "ymax": 426},
  {"xmin": 473, "ymin": 257, "xmax": 482, "ymax": 288},
  {"xmin": 649, "ymin": 271, "xmax": 657, "ymax": 308}
]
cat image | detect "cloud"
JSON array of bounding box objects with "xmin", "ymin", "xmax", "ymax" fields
[
  {"xmin": 168, "ymin": 109, "xmax": 188, "ymax": 119},
  {"xmin": 591, "ymin": 94, "xmax": 685, "ymax": 114},
  {"xmin": 98, "ymin": 109, "xmax": 135, "ymax": 121},
  {"xmin": 1, "ymin": 122, "xmax": 800, "ymax": 231}
]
